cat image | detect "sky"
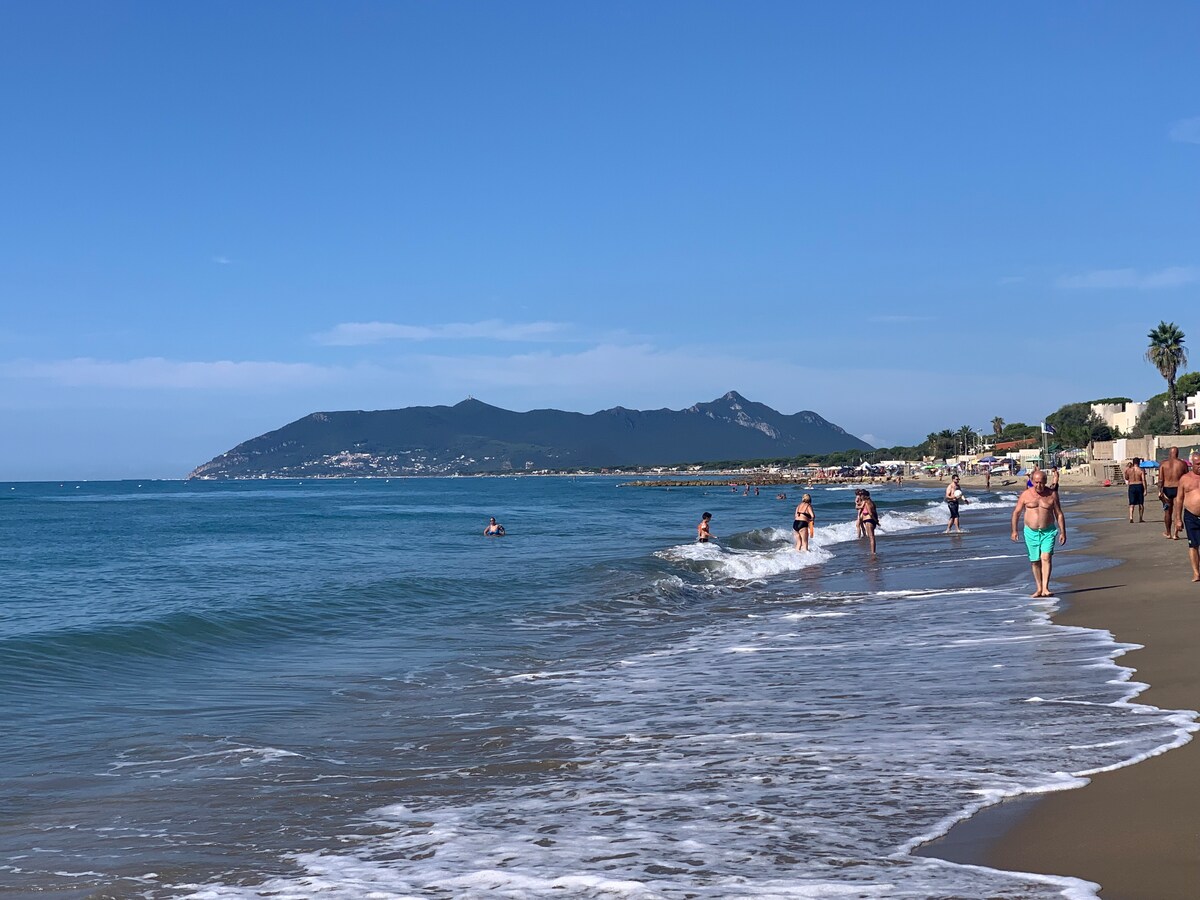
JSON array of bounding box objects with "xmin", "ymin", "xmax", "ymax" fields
[{"xmin": 2, "ymin": 2, "xmax": 1198, "ymax": 479}]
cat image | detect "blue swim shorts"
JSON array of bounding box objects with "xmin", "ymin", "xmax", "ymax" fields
[{"xmin": 1024, "ymin": 525, "xmax": 1058, "ymax": 560}]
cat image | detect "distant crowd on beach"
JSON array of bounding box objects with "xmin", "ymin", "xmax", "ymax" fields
[
  {"xmin": 486, "ymin": 449, "xmax": 1200, "ymax": 601},
  {"xmin": 1123, "ymin": 447, "xmax": 1200, "ymax": 583}
]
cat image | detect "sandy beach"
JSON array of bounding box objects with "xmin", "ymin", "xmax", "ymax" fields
[{"xmin": 923, "ymin": 486, "xmax": 1200, "ymax": 899}]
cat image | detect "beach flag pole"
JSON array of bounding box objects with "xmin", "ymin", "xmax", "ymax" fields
[{"xmin": 1040, "ymin": 421, "xmax": 1055, "ymax": 468}]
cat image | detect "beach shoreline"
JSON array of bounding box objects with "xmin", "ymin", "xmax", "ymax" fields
[{"xmin": 920, "ymin": 486, "xmax": 1200, "ymax": 899}]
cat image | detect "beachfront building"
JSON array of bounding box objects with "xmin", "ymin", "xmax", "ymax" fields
[
  {"xmin": 1184, "ymin": 391, "xmax": 1200, "ymax": 428},
  {"xmin": 1090, "ymin": 400, "xmax": 1146, "ymax": 434}
]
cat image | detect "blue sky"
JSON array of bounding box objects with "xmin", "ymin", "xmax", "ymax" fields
[{"xmin": 2, "ymin": 2, "xmax": 1198, "ymax": 479}]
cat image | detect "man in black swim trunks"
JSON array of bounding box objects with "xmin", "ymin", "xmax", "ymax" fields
[
  {"xmin": 1172, "ymin": 451, "xmax": 1200, "ymax": 582},
  {"xmin": 1159, "ymin": 447, "xmax": 1188, "ymax": 540},
  {"xmin": 1124, "ymin": 458, "xmax": 1146, "ymax": 523},
  {"xmin": 944, "ymin": 474, "xmax": 964, "ymax": 533}
]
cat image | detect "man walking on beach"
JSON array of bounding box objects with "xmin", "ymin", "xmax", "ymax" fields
[
  {"xmin": 1159, "ymin": 447, "xmax": 1187, "ymax": 540},
  {"xmin": 1011, "ymin": 469, "xmax": 1066, "ymax": 598},
  {"xmin": 1172, "ymin": 451, "xmax": 1200, "ymax": 582},
  {"xmin": 1124, "ymin": 458, "xmax": 1146, "ymax": 523}
]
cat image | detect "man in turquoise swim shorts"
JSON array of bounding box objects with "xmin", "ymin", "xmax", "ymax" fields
[{"xmin": 1010, "ymin": 469, "xmax": 1067, "ymax": 597}]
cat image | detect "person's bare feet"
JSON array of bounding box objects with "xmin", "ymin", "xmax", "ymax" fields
[{"xmin": 1192, "ymin": 574, "xmax": 1200, "ymax": 583}]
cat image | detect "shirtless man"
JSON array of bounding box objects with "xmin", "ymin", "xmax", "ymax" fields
[
  {"xmin": 1159, "ymin": 447, "xmax": 1188, "ymax": 539},
  {"xmin": 1172, "ymin": 451, "xmax": 1200, "ymax": 581},
  {"xmin": 944, "ymin": 474, "xmax": 965, "ymax": 533},
  {"xmin": 1011, "ymin": 469, "xmax": 1066, "ymax": 597},
  {"xmin": 1124, "ymin": 458, "xmax": 1146, "ymax": 523},
  {"xmin": 697, "ymin": 511, "xmax": 713, "ymax": 543}
]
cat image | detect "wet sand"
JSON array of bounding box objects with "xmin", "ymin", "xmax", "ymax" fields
[{"xmin": 922, "ymin": 487, "xmax": 1200, "ymax": 899}]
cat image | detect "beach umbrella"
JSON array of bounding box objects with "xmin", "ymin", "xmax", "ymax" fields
[
  {"xmin": 978, "ymin": 455, "xmax": 999, "ymax": 463},
  {"xmin": 1140, "ymin": 460, "xmax": 1160, "ymax": 468}
]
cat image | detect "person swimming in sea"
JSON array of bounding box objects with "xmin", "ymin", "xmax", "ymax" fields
[
  {"xmin": 697, "ymin": 511, "xmax": 713, "ymax": 542},
  {"xmin": 484, "ymin": 516, "xmax": 505, "ymax": 536}
]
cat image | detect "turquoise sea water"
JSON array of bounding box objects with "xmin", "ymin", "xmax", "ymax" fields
[{"xmin": 1, "ymin": 478, "xmax": 1193, "ymax": 899}]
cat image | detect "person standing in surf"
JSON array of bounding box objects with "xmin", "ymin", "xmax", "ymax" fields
[
  {"xmin": 1010, "ymin": 469, "xmax": 1066, "ymax": 597},
  {"xmin": 484, "ymin": 516, "xmax": 505, "ymax": 536},
  {"xmin": 697, "ymin": 511, "xmax": 713, "ymax": 543},
  {"xmin": 793, "ymin": 494, "xmax": 815, "ymax": 552},
  {"xmin": 854, "ymin": 489, "xmax": 867, "ymax": 539},
  {"xmin": 858, "ymin": 490, "xmax": 879, "ymax": 556},
  {"xmin": 944, "ymin": 474, "xmax": 966, "ymax": 534}
]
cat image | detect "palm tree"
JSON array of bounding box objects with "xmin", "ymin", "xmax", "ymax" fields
[
  {"xmin": 1146, "ymin": 321, "xmax": 1188, "ymax": 434},
  {"xmin": 991, "ymin": 416, "xmax": 1005, "ymax": 437},
  {"xmin": 956, "ymin": 425, "xmax": 975, "ymax": 455}
]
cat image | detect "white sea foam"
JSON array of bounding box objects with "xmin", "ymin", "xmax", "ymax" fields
[{"xmin": 656, "ymin": 538, "xmax": 834, "ymax": 581}]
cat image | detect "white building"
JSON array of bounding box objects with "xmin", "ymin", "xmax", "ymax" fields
[
  {"xmin": 1091, "ymin": 400, "xmax": 1146, "ymax": 434},
  {"xmin": 1185, "ymin": 392, "xmax": 1200, "ymax": 427}
]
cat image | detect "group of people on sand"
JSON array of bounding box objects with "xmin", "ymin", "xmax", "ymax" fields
[
  {"xmin": 1124, "ymin": 448, "xmax": 1189, "ymax": 534},
  {"xmin": 1126, "ymin": 447, "xmax": 1200, "ymax": 582}
]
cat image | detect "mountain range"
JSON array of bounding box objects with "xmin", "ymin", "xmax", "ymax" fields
[{"xmin": 187, "ymin": 391, "xmax": 873, "ymax": 478}]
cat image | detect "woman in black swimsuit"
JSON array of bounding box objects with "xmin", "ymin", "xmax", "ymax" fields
[
  {"xmin": 793, "ymin": 493, "xmax": 815, "ymax": 552},
  {"xmin": 858, "ymin": 491, "xmax": 879, "ymax": 555}
]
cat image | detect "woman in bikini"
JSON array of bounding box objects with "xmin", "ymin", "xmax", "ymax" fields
[
  {"xmin": 793, "ymin": 493, "xmax": 815, "ymax": 551},
  {"xmin": 858, "ymin": 490, "xmax": 879, "ymax": 555}
]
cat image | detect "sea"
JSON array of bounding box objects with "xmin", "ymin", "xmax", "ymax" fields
[{"xmin": 1, "ymin": 477, "xmax": 1195, "ymax": 900}]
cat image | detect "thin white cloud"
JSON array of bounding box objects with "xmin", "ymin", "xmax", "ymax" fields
[
  {"xmin": 212, "ymin": 255, "xmax": 234, "ymax": 265},
  {"xmin": 6, "ymin": 357, "xmax": 338, "ymax": 390},
  {"xmin": 315, "ymin": 319, "xmax": 567, "ymax": 346},
  {"xmin": 1169, "ymin": 117, "xmax": 1200, "ymax": 144},
  {"xmin": 1055, "ymin": 266, "xmax": 1200, "ymax": 290}
]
